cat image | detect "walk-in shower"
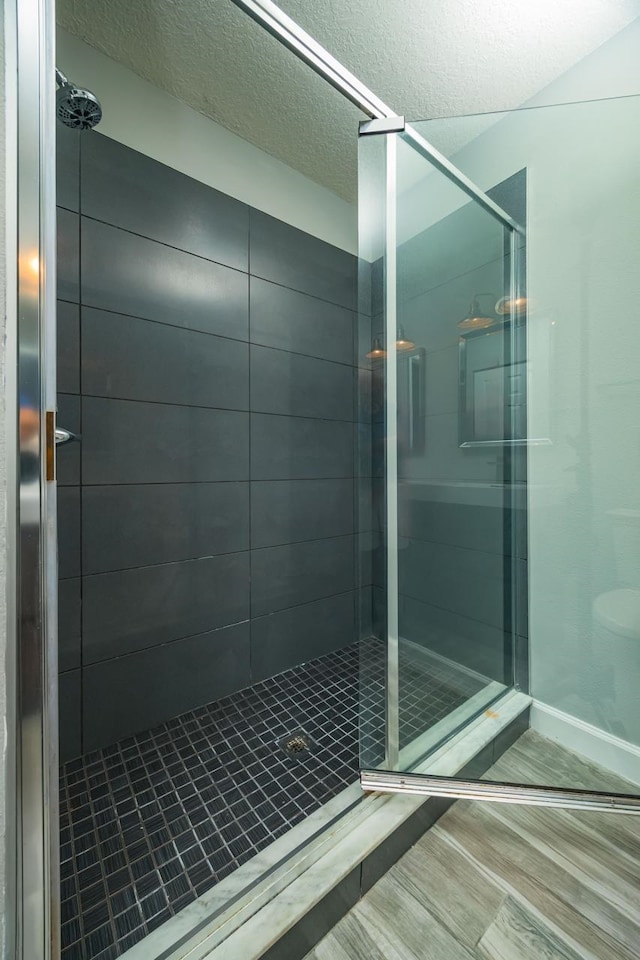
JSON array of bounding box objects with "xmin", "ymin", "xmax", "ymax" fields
[{"xmin": 10, "ymin": 1, "xmax": 640, "ymax": 959}]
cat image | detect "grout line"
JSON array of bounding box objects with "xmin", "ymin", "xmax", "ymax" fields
[
  {"xmin": 399, "ymin": 531, "xmax": 513, "ymax": 559},
  {"xmin": 77, "ymin": 476, "xmax": 361, "ymax": 487},
  {"xmin": 82, "ymin": 589, "xmax": 358, "ymax": 669},
  {"xmin": 60, "ymin": 477, "xmax": 366, "ymax": 488},
  {"xmin": 79, "ymin": 392, "xmax": 360, "ymax": 424},
  {"xmin": 79, "ymin": 299, "xmax": 362, "ymax": 371},
  {"xmin": 79, "ymin": 212, "xmax": 355, "ymax": 312},
  {"xmin": 80, "ymin": 533, "xmax": 357, "ymax": 579},
  {"xmin": 78, "ymin": 534, "xmax": 357, "ymax": 576}
]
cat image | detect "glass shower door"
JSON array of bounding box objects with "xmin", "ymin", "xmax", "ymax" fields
[
  {"xmin": 358, "ymin": 105, "xmax": 640, "ymax": 813},
  {"xmin": 391, "ymin": 132, "xmax": 520, "ymax": 773},
  {"xmin": 359, "ymin": 122, "xmax": 521, "ymax": 772}
]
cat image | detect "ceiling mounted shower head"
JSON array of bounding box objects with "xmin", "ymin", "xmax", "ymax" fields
[{"xmin": 56, "ymin": 67, "xmax": 102, "ymax": 130}]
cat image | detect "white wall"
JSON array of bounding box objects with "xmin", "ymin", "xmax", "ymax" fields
[
  {"xmin": 526, "ymin": 16, "xmax": 640, "ymax": 105},
  {"xmin": 57, "ymin": 29, "xmax": 357, "ymax": 254},
  {"xmin": 397, "ymin": 18, "xmax": 640, "ymax": 246},
  {"xmin": 397, "ymin": 19, "xmax": 640, "ymax": 777}
]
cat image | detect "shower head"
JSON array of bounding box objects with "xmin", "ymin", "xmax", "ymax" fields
[{"xmin": 56, "ymin": 67, "xmax": 102, "ymax": 130}]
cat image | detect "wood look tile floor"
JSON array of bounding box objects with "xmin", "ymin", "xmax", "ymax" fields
[{"xmin": 305, "ymin": 731, "xmax": 640, "ymax": 960}]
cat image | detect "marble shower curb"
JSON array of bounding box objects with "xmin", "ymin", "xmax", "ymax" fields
[{"xmin": 154, "ymin": 689, "xmax": 531, "ymax": 960}]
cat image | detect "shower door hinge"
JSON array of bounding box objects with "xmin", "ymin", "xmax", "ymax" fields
[{"xmin": 359, "ymin": 116, "xmax": 405, "ymax": 136}]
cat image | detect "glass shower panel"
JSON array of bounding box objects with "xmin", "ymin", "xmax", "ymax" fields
[
  {"xmin": 357, "ymin": 130, "xmax": 389, "ymax": 770},
  {"xmin": 359, "ymin": 129, "xmax": 518, "ymax": 772},
  {"xmin": 413, "ymin": 96, "xmax": 640, "ymax": 772},
  {"xmin": 365, "ymin": 96, "xmax": 640, "ymax": 802},
  {"xmin": 393, "ymin": 134, "xmax": 515, "ymax": 768}
]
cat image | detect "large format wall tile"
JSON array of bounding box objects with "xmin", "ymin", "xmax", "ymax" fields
[
  {"xmin": 250, "ymin": 413, "xmax": 354, "ymax": 480},
  {"xmin": 57, "ymin": 208, "xmax": 79, "ymax": 303},
  {"xmin": 82, "ymin": 622, "xmax": 251, "ymax": 751},
  {"xmin": 82, "ymin": 307, "xmax": 249, "ymax": 411},
  {"xmin": 357, "ymin": 531, "xmax": 376, "ymax": 589},
  {"xmin": 488, "ymin": 169, "xmax": 527, "ymax": 226},
  {"xmin": 251, "ymin": 479, "xmax": 354, "ymax": 548},
  {"xmin": 400, "ymin": 595, "xmax": 507, "ymax": 683},
  {"xmin": 398, "ymin": 205, "xmax": 504, "ymax": 305},
  {"xmin": 58, "ymin": 578, "xmax": 81, "ymax": 673},
  {"xmin": 58, "ymin": 487, "xmax": 80, "ymax": 579},
  {"xmin": 82, "ymin": 397, "xmax": 249, "ymax": 484},
  {"xmin": 56, "ymin": 394, "xmax": 80, "ymax": 486},
  {"xmin": 83, "ymin": 553, "xmax": 250, "ymax": 663},
  {"xmin": 251, "ymin": 535, "xmax": 355, "ymax": 617},
  {"xmin": 57, "ymin": 301, "xmax": 79, "ymax": 394},
  {"xmin": 250, "ymin": 277, "xmax": 354, "ymax": 365},
  {"xmin": 373, "ymin": 584, "xmax": 386, "ymax": 637},
  {"xmin": 81, "ymin": 217, "xmax": 249, "ymax": 341},
  {"xmin": 250, "ymin": 210, "xmax": 355, "ymax": 309},
  {"xmin": 56, "ymin": 133, "xmax": 363, "ymax": 757},
  {"xmin": 81, "ymin": 132, "xmax": 249, "ymax": 271},
  {"xmin": 358, "ymin": 420, "xmax": 377, "ymax": 479},
  {"xmin": 56, "ymin": 126, "xmax": 80, "ymax": 213},
  {"xmin": 357, "ymin": 477, "xmax": 374, "ymax": 534},
  {"xmin": 356, "ymin": 365, "xmax": 373, "ymax": 424},
  {"xmin": 398, "ymin": 489, "xmax": 506, "ymax": 556},
  {"xmin": 82, "ymin": 482, "xmax": 249, "ymax": 574},
  {"xmin": 358, "ymin": 585, "xmax": 373, "ymax": 639},
  {"xmin": 59, "ymin": 670, "xmax": 81, "ymax": 763},
  {"xmin": 399, "ymin": 538, "xmax": 505, "ymax": 630},
  {"xmin": 250, "ymin": 345, "xmax": 354, "ymax": 422},
  {"xmin": 251, "ymin": 592, "xmax": 355, "ymax": 680}
]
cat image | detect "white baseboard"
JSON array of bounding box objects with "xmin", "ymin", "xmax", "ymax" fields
[{"xmin": 530, "ymin": 700, "xmax": 640, "ymax": 787}]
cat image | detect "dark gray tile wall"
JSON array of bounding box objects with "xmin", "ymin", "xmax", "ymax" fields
[
  {"xmin": 80, "ymin": 131, "xmax": 249, "ymax": 271},
  {"xmin": 81, "ymin": 483, "xmax": 250, "ymax": 574},
  {"xmin": 56, "ymin": 302, "xmax": 79, "ymax": 394},
  {"xmin": 81, "ymin": 397, "xmax": 249, "ymax": 484},
  {"xmin": 82, "ymin": 554, "xmax": 251, "ymax": 663},
  {"xmin": 80, "ymin": 217, "xmax": 249, "ymax": 340},
  {"xmin": 82, "ymin": 307, "xmax": 249, "ymax": 409},
  {"xmin": 250, "ymin": 479, "xmax": 355, "ymax": 548},
  {"xmin": 250, "ymin": 278, "xmax": 354, "ymax": 364},
  {"xmin": 57, "ymin": 207, "xmax": 79, "ymax": 303},
  {"xmin": 83, "ymin": 622, "xmax": 252, "ymax": 748},
  {"xmin": 250, "ymin": 209, "xmax": 355, "ymax": 307},
  {"xmin": 57, "ymin": 131, "xmax": 361, "ymax": 760},
  {"xmin": 251, "ymin": 536, "xmax": 355, "ymax": 617},
  {"xmin": 251, "ymin": 593, "xmax": 356, "ymax": 682}
]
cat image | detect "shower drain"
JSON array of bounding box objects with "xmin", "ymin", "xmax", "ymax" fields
[{"xmin": 279, "ymin": 730, "xmax": 314, "ymax": 757}]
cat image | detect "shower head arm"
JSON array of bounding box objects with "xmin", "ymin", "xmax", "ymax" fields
[{"xmin": 55, "ymin": 67, "xmax": 69, "ymax": 88}]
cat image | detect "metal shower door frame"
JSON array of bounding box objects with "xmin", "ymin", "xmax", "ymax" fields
[
  {"xmin": 10, "ymin": 0, "xmax": 59, "ymax": 957},
  {"xmin": 358, "ymin": 124, "xmax": 640, "ymax": 813}
]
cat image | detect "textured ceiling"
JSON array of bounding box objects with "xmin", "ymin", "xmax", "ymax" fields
[{"xmin": 56, "ymin": 0, "xmax": 639, "ymax": 201}]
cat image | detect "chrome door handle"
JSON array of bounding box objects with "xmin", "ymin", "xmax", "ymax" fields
[{"xmin": 55, "ymin": 426, "xmax": 80, "ymax": 446}]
